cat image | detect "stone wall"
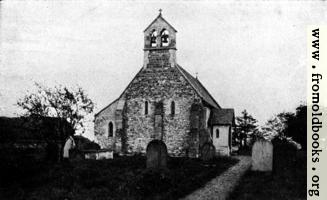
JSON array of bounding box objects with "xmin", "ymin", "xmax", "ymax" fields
[
  {"xmin": 147, "ymin": 50, "xmax": 171, "ymax": 69},
  {"xmin": 123, "ymin": 66, "xmax": 202, "ymax": 156},
  {"xmin": 94, "ymin": 100, "xmax": 119, "ymax": 150},
  {"xmin": 189, "ymin": 103, "xmax": 211, "ymax": 157}
]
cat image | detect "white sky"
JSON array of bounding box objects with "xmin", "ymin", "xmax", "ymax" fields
[{"xmin": 1, "ymin": 0, "xmax": 326, "ymax": 140}]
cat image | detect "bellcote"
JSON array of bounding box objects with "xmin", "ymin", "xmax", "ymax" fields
[{"xmin": 143, "ymin": 11, "xmax": 177, "ymax": 69}]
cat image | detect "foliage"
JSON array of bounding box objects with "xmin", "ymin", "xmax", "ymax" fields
[
  {"xmin": 234, "ymin": 110, "xmax": 258, "ymax": 149},
  {"xmin": 261, "ymin": 104, "xmax": 306, "ymax": 149},
  {"xmin": 261, "ymin": 112, "xmax": 294, "ymax": 140},
  {"xmin": 285, "ymin": 104, "xmax": 306, "ymax": 149},
  {"xmin": 17, "ymin": 82, "xmax": 94, "ymax": 134}
]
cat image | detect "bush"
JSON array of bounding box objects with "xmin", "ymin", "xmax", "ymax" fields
[{"xmin": 272, "ymin": 137, "xmax": 298, "ymax": 173}]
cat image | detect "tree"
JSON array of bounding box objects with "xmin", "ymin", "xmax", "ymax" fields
[
  {"xmin": 262, "ymin": 104, "xmax": 306, "ymax": 150},
  {"xmin": 285, "ymin": 104, "xmax": 307, "ymax": 149},
  {"xmin": 261, "ymin": 112, "xmax": 294, "ymax": 140},
  {"xmin": 234, "ymin": 110, "xmax": 258, "ymax": 149},
  {"xmin": 17, "ymin": 82, "xmax": 94, "ymax": 135},
  {"xmin": 16, "ymin": 83, "xmax": 94, "ymax": 162}
]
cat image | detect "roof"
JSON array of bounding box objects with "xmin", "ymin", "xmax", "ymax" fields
[
  {"xmin": 210, "ymin": 108, "xmax": 235, "ymax": 125},
  {"xmin": 144, "ymin": 13, "xmax": 177, "ymax": 32},
  {"xmin": 176, "ymin": 65, "xmax": 220, "ymax": 109},
  {"xmin": 96, "ymin": 64, "xmax": 221, "ymax": 116},
  {"xmin": 0, "ymin": 116, "xmax": 74, "ymax": 142}
]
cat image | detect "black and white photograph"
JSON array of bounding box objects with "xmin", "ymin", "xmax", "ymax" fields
[{"xmin": 1, "ymin": 0, "xmax": 326, "ymax": 199}]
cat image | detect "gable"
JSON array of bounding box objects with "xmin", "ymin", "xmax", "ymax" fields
[
  {"xmin": 95, "ymin": 68, "xmax": 143, "ymax": 117},
  {"xmin": 96, "ymin": 63, "xmax": 221, "ymax": 117},
  {"xmin": 144, "ymin": 14, "xmax": 177, "ymax": 33},
  {"xmin": 95, "ymin": 98, "xmax": 119, "ymax": 118}
]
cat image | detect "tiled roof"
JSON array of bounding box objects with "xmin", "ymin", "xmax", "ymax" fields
[
  {"xmin": 176, "ymin": 65, "xmax": 220, "ymax": 109},
  {"xmin": 210, "ymin": 108, "xmax": 235, "ymax": 125}
]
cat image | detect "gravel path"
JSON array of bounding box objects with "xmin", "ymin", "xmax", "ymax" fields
[{"xmin": 180, "ymin": 156, "xmax": 252, "ymax": 200}]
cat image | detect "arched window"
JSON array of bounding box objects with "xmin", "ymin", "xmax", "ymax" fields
[
  {"xmin": 145, "ymin": 101, "xmax": 148, "ymax": 115},
  {"xmin": 150, "ymin": 30, "xmax": 157, "ymax": 47},
  {"xmin": 160, "ymin": 29, "xmax": 169, "ymax": 47},
  {"xmin": 216, "ymin": 129, "xmax": 220, "ymax": 138},
  {"xmin": 170, "ymin": 101, "xmax": 175, "ymax": 116},
  {"xmin": 108, "ymin": 122, "xmax": 113, "ymax": 137}
]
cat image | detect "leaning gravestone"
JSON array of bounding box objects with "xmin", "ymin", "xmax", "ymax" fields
[
  {"xmin": 200, "ymin": 142, "xmax": 216, "ymax": 161},
  {"xmin": 251, "ymin": 140, "xmax": 273, "ymax": 171},
  {"xmin": 146, "ymin": 140, "xmax": 168, "ymax": 169}
]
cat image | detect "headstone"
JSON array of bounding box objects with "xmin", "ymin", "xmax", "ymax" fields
[
  {"xmin": 63, "ymin": 136, "xmax": 75, "ymax": 159},
  {"xmin": 251, "ymin": 140, "xmax": 273, "ymax": 171},
  {"xmin": 146, "ymin": 140, "xmax": 168, "ymax": 169},
  {"xmin": 200, "ymin": 142, "xmax": 216, "ymax": 161}
]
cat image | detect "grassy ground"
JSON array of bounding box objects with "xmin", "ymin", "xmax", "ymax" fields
[
  {"xmin": 0, "ymin": 155, "xmax": 238, "ymax": 200},
  {"xmin": 228, "ymin": 150, "xmax": 306, "ymax": 200}
]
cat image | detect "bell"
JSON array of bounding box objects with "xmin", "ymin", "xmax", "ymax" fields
[{"xmin": 162, "ymin": 36, "xmax": 168, "ymax": 43}]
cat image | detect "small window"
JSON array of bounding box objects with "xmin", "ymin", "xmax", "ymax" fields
[
  {"xmin": 150, "ymin": 30, "xmax": 157, "ymax": 47},
  {"xmin": 160, "ymin": 29, "xmax": 169, "ymax": 47},
  {"xmin": 145, "ymin": 101, "xmax": 148, "ymax": 115},
  {"xmin": 170, "ymin": 101, "xmax": 175, "ymax": 116},
  {"xmin": 108, "ymin": 122, "xmax": 113, "ymax": 137},
  {"xmin": 216, "ymin": 129, "xmax": 219, "ymax": 138}
]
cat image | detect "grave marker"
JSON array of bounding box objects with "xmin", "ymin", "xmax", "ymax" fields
[{"xmin": 251, "ymin": 140, "xmax": 273, "ymax": 171}]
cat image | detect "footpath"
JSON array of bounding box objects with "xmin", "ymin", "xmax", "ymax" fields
[{"xmin": 181, "ymin": 156, "xmax": 252, "ymax": 200}]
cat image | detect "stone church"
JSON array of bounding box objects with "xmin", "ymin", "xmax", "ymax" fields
[{"xmin": 94, "ymin": 12, "xmax": 235, "ymax": 157}]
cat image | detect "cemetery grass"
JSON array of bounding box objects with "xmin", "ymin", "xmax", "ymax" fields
[
  {"xmin": 228, "ymin": 150, "xmax": 306, "ymax": 200},
  {"xmin": 0, "ymin": 155, "xmax": 238, "ymax": 200}
]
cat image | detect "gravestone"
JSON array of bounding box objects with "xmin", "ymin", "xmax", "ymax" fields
[
  {"xmin": 251, "ymin": 140, "xmax": 273, "ymax": 171},
  {"xmin": 146, "ymin": 140, "xmax": 168, "ymax": 169},
  {"xmin": 63, "ymin": 136, "xmax": 75, "ymax": 159},
  {"xmin": 200, "ymin": 142, "xmax": 216, "ymax": 161}
]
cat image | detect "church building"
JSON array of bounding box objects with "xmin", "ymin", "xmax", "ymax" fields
[{"xmin": 94, "ymin": 11, "xmax": 235, "ymax": 157}]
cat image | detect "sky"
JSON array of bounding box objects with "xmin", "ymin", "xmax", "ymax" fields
[{"xmin": 1, "ymin": 0, "xmax": 326, "ymax": 140}]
